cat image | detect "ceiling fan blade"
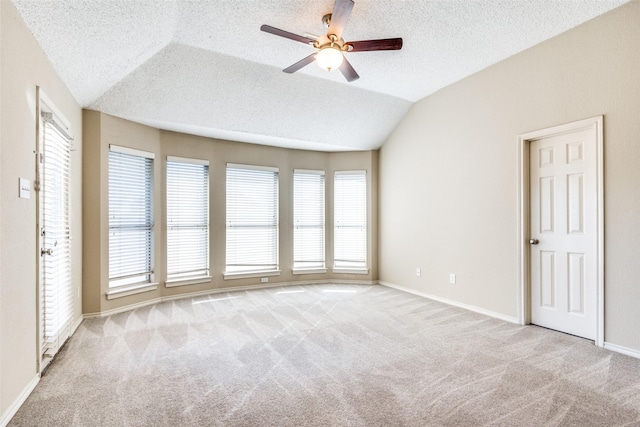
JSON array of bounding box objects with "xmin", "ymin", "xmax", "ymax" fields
[
  {"xmin": 339, "ymin": 57, "xmax": 359, "ymax": 82},
  {"xmin": 328, "ymin": 0, "xmax": 354, "ymax": 39},
  {"xmin": 261, "ymin": 25, "xmax": 315, "ymax": 45},
  {"xmin": 283, "ymin": 53, "xmax": 317, "ymax": 74},
  {"xmin": 346, "ymin": 38, "xmax": 403, "ymax": 52}
]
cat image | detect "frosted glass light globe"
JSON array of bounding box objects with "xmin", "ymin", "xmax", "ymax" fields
[{"xmin": 316, "ymin": 46, "xmax": 343, "ymax": 71}]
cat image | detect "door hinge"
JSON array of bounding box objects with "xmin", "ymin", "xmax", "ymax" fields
[{"xmin": 34, "ymin": 180, "xmax": 41, "ymax": 191}]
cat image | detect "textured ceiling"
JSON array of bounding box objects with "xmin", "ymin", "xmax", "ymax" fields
[{"xmin": 12, "ymin": 0, "xmax": 629, "ymax": 152}]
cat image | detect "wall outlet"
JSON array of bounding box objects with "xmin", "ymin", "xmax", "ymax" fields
[
  {"xmin": 416, "ymin": 268, "xmax": 421, "ymax": 277},
  {"xmin": 449, "ymin": 274, "xmax": 456, "ymax": 284},
  {"xmin": 261, "ymin": 278, "xmax": 269, "ymax": 283}
]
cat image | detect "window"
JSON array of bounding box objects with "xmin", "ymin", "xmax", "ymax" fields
[
  {"xmin": 225, "ymin": 164, "xmax": 279, "ymax": 277},
  {"xmin": 293, "ymin": 170, "xmax": 325, "ymax": 272},
  {"xmin": 166, "ymin": 157, "xmax": 209, "ymax": 284},
  {"xmin": 108, "ymin": 145, "xmax": 154, "ymax": 289},
  {"xmin": 334, "ymin": 171, "xmax": 367, "ymax": 271}
]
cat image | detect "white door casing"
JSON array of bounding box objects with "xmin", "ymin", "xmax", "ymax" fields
[
  {"xmin": 517, "ymin": 116, "xmax": 604, "ymax": 345},
  {"xmin": 36, "ymin": 89, "xmax": 74, "ymax": 371}
]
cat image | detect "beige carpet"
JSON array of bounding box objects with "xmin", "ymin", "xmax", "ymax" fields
[{"xmin": 9, "ymin": 283, "xmax": 640, "ymax": 426}]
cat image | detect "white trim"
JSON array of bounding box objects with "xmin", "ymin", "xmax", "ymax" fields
[
  {"xmin": 0, "ymin": 374, "xmax": 40, "ymax": 427},
  {"xmin": 84, "ymin": 298, "xmax": 162, "ymax": 318},
  {"xmin": 227, "ymin": 163, "xmax": 278, "ymax": 173},
  {"xmin": 379, "ymin": 281, "xmax": 519, "ymax": 324},
  {"xmin": 165, "ymin": 276, "xmax": 212, "ymax": 288},
  {"xmin": 106, "ymin": 282, "xmax": 158, "ymax": 300},
  {"xmin": 166, "ymin": 156, "xmax": 209, "ymax": 166},
  {"xmin": 294, "ymin": 169, "xmax": 325, "ymax": 175},
  {"xmin": 223, "ymin": 270, "xmax": 281, "ymax": 280},
  {"xmin": 70, "ymin": 314, "xmax": 83, "ymax": 335},
  {"xmin": 292, "ymin": 268, "xmax": 328, "ymax": 275},
  {"xmin": 39, "ymin": 90, "xmax": 73, "ymax": 140},
  {"xmin": 604, "ymin": 342, "xmax": 640, "ymax": 359},
  {"xmin": 109, "ymin": 144, "xmax": 155, "ymax": 159},
  {"xmin": 517, "ymin": 116, "xmax": 604, "ymax": 346},
  {"xmin": 332, "ymin": 268, "xmax": 370, "ymax": 275},
  {"xmin": 334, "ymin": 170, "xmax": 366, "ymax": 176},
  {"xmin": 85, "ymin": 280, "xmax": 378, "ymax": 317}
]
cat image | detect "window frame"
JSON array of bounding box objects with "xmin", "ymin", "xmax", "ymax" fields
[
  {"xmin": 107, "ymin": 144, "xmax": 157, "ymax": 298},
  {"xmin": 224, "ymin": 163, "xmax": 280, "ymax": 280},
  {"xmin": 292, "ymin": 169, "xmax": 326, "ymax": 274},
  {"xmin": 333, "ymin": 170, "xmax": 369, "ymax": 274},
  {"xmin": 165, "ymin": 156, "xmax": 211, "ymax": 287}
]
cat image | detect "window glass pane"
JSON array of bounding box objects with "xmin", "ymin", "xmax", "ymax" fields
[
  {"xmin": 108, "ymin": 149, "xmax": 153, "ymax": 287},
  {"xmin": 294, "ymin": 170, "xmax": 325, "ymax": 269},
  {"xmin": 167, "ymin": 160, "xmax": 209, "ymax": 280},
  {"xmin": 226, "ymin": 165, "xmax": 279, "ymax": 273},
  {"xmin": 334, "ymin": 171, "xmax": 367, "ymax": 269}
]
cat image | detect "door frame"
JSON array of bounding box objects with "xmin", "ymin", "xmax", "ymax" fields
[
  {"xmin": 516, "ymin": 116, "xmax": 604, "ymax": 346},
  {"xmin": 35, "ymin": 87, "xmax": 74, "ymax": 372}
]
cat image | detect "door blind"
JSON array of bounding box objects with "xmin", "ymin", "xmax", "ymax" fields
[
  {"xmin": 293, "ymin": 170, "xmax": 325, "ymax": 270},
  {"xmin": 40, "ymin": 113, "xmax": 73, "ymax": 361},
  {"xmin": 108, "ymin": 146, "xmax": 154, "ymax": 288},
  {"xmin": 334, "ymin": 171, "xmax": 367, "ymax": 269},
  {"xmin": 226, "ymin": 164, "xmax": 279, "ymax": 274},
  {"xmin": 166, "ymin": 157, "xmax": 209, "ymax": 281}
]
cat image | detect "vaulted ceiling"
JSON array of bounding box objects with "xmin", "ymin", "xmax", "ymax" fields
[{"xmin": 12, "ymin": 0, "xmax": 629, "ymax": 151}]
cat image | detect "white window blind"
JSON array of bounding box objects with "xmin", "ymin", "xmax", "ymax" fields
[
  {"xmin": 166, "ymin": 157, "xmax": 209, "ymax": 281},
  {"xmin": 334, "ymin": 171, "xmax": 367, "ymax": 269},
  {"xmin": 293, "ymin": 170, "xmax": 325, "ymax": 270},
  {"xmin": 40, "ymin": 111, "xmax": 73, "ymax": 362},
  {"xmin": 108, "ymin": 145, "xmax": 154, "ymax": 288},
  {"xmin": 226, "ymin": 164, "xmax": 279, "ymax": 274}
]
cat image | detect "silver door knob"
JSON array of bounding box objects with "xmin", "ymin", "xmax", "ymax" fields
[
  {"xmin": 41, "ymin": 248, "xmax": 54, "ymax": 256},
  {"xmin": 529, "ymin": 239, "xmax": 539, "ymax": 245}
]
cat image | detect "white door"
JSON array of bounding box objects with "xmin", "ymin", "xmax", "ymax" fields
[
  {"xmin": 37, "ymin": 97, "xmax": 74, "ymax": 370},
  {"xmin": 530, "ymin": 127, "xmax": 597, "ymax": 340}
]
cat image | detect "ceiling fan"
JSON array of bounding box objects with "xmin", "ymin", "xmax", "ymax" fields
[{"xmin": 260, "ymin": 0, "xmax": 403, "ymax": 82}]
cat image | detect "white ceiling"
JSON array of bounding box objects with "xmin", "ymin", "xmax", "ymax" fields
[{"xmin": 12, "ymin": 0, "xmax": 629, "ymax": 152}]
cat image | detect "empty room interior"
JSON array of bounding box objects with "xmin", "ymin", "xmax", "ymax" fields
[{"xmin": 1, "ymin": 0, "xmax": 640, "ymax": 425}]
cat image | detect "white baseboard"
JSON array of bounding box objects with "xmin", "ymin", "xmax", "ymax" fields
[
  {"xmin": 70, "ymin": 314, "xmax": 84, "ymax": 334},
  {"xmin": 604, "ymin": 342, "xmax": 640, "ymax": 359},
  {"xmin": 379, "ymin": 281, "xmax": 519, "ymax": 324},
  {"xmin": 85, "ymin": 280, "xmax": 377, "ymax": 318},
  {"xmin": 84, "ymin": 297, "xmax": 162, "ymax": 318},
  {"xmin": 0, "ymin": 374, "xmax": 39, "ymax": 427}
]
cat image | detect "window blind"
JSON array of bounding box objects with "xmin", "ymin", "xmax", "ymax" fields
[
  {"xmin": 334, "ymin": 171, "xmax": 367, "ymax": 269},
  {"xmin": 108, "ymin": 146, "xmax": 154, "ymax": 288},
  {"xmin": 166, "ymin": 157, "xmax": 209, "ymax": 281},
  {"xmin": 226, "ymin": 164, "xmax": 279, "ymax": 274},
  {"xmin": 40, "ymin": 113, "xmax": 73, "ymax": 361},
  {"xmin": 293, "ymin": 170, "xmax": 325, "ymax": 270}
]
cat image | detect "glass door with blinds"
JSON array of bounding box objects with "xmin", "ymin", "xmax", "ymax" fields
[{"xmin": 38, "ymin": 98, "xmax": 74, "ymax": 370}]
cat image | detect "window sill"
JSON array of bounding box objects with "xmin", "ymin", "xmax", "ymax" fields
[
  {"xmin": 223, "ymin": 270, "xmax": 281, "ymax": 280},
  {"xmin": 292, "ymin": 268, "xmax": 328, "ymax": 275},
  {"xmin": 106, "ymin": 282, "xmax": 158, "ymax": 300},
  {"xmin": 165, "ymin": 276, "xmax": 212, "ymax": 288},
  {"xmin": 332, "ymin": 268, "xmax": 369, "ymax": 275}
]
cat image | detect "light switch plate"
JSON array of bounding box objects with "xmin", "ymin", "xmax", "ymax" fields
[{"xmin": 19, "ymin": 178, "xmax": 31, "ymax": 199}]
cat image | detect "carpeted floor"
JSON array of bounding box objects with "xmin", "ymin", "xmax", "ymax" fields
[{"xmin": 9, "ymin": 283, "xmax": 640, "ymax": 426}]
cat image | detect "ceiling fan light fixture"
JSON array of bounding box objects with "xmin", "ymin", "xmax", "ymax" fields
[{"xmin": 316, "ymin": 46, "xmax": 343, "ymax": 72}]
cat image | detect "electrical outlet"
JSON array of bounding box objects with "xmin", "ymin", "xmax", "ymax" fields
[
  {"xmin": 449, "ymin": 274, "xmax": 456, "ymax": 284},
  {"xmin": 416, "ymin": 268, "xmax": 421, "ymax": 277},
  {"xmin": 261, "ymin": 278, "xmax": 269, "ymax": 283}
]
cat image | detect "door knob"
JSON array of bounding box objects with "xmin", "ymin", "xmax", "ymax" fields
[
  {"xmin": 529, "ymin": 239, "xmax": 539, "ymax": 245},
  {"xmin": 41, "ymin": 248, "xmax": 54, "ymax": 256}
]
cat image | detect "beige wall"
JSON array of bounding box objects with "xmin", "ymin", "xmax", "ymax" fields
[
  {"xmin": 83, "ymin": 112, "xmax": 378, "ymax": 314},
  {"xmin": 379, "ymin": 1, "xmax": 640, "ymax": 351},
  {"xmin": 0, "ymin": 1, "xmax": 83, "ymax": 420}
]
